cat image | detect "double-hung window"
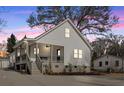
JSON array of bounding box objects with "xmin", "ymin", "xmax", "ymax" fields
[
  {"xmin": 74, "ymin": 49, "xmax": 83, "ymax": 59},
  {"xmin": 65, "ymin": 28, "xmax": 70, "ymax": 38},
  {"xmin": 79, "ymin": 50, "xmax": 82, "ymax": 58},
  {"xmin": 74, "ymin": 49, "xmax": 78, "ymax": 58}
]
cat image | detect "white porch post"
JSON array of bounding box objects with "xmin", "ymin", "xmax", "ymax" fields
[
  {"xmin": 15, "ymin": 48, "xmax": 17, "ymax": 70},
  {"xmin": 49, "ymin": 44, "xmax": 53, "ymax": 73},
  {"xmin": 36, "ymin": 43, "xmax": 38, "ymax": 61},
  {"xmin": 20, "ymin": 46, "xmax": 22, "ymax": 63},
  {"xmin": 25, "ymin": 41, "xmax": 29, "ymax": 56}
]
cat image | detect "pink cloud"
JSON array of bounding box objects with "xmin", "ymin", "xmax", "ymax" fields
[
  {"xmin": 0, "ymin": 26, "xmax": 45, "ymax": 43},
  {"xmin": 113, "ymin": 23, "xmax": 124, "ymax": 28}
]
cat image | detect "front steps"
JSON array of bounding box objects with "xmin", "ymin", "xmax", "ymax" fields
[{"xmin": 31, "ymin": 62, "xmax": 41, "ymax": 74}]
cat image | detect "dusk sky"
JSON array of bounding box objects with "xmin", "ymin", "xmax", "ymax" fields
[{"xmin": 0, "ymin": 6, "xmax": 124, "ymax": 43}]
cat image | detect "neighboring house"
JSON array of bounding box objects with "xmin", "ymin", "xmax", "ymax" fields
[
  {"xmin": 93, "ymin": 55, "xmax": 124, "ymax": 72},
  {"xmin": 0, "ymin": 51, "xmax": 8, "ymax": 58},
  {"xmin": 0, "ymin": 43, "xmax": 8, "ymax": 58},
  {"xmin": 0, "ymin": 58, "xmax": 10, "ymax": 69},
  {"xmin": 12, "ymin": 19, "xmax": 92, "ymax": 74},
  {"xmin": 9, "ymin": 51, "xmax": 16, "ymax": 68}
]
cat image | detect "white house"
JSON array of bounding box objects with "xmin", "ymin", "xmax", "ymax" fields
[
  {"xmin": 12, "ymin": 19, "xmax": 92, "ymax": 74},
  {"xmin": 9, "ymin": 51, "xmax": 16, "ymax": 68},
  {"xmin": 0, "ymin": 58, "xmax": 10, "ymax": 69},
  {"xmin": 93, "ymin": 55, "xmax": 124, "ymax": 72}
]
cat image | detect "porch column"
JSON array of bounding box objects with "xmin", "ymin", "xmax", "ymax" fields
[
  {"xmin": 20, "ymin": 46, "xmax": 22, "ymax": 63},
  {"xmin": 15, "ymin": 48, "xmax": 17, "ymax": 71},
  {"xmin": 49, "ymin": 44, "xmax": 53, "ymax": 73},
  {"xmin": 25, "ymin": 41, "xmax": 29, "ymax": 56},
  {"xmin": 36, "ymin": 43, "xmax": 38, "ymax": 62}
]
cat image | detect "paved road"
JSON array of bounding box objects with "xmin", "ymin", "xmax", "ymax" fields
[{"xmin": 0, "ymin": 69, "xmax": 124, "ymax": 86}]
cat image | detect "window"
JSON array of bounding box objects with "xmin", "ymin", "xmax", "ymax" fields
[
  {"xmin": 34, "ymin": 48, "xmax": 36, "ymax": 54},
  {"xmin": 99, "ymin": 61, "xmax": 102, "ymax": 67},
  {"xmin": 74, "ymin": 49, "xmax": 83, "ymax": 59},
  {"xmin": 17, "ymin": 50, "xmax": 20, "ymax": 56},
  {"xmin": 65, "ymin": 65, "xmax": 68, "ymax": 68},
  {"xmin": 74, "ymin": 49, "xmax": 78, "ymax": 58},
  {"xmin": 105, "ymin": 61, "xmax": 108, "ymax": 65},
  {"xmin": 37, "ymin": 48, "xmax": 39, "ymax": 54},
  {"xmin": 57, "ymin": 49, "xmax": 60, "ymax": 56},
  {"xmin": 65, "ymin": 28, "xmax": 70, "ymax": 38},
  {"xmin": 115, "ymin": 60, "xmax": 119, "ymax": 67},
  {"xmin": 79, "ymin": 50, "xmax": 83, "ymax": 58},
  {"xmin": 74, "ymin": 66, "xmax": 77, "ymax": 68},
  {"xmin": 55, "ymin": 65, "xmax": 59, "ymax": 68}
]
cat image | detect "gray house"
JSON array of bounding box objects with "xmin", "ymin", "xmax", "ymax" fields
[
  {"xmin": 12, "ymin": 19, "xmax": 92, "ymax": 74},
  {"xmin": 93, "ymin": 55, "xmax": 124, "ymax": 72}
]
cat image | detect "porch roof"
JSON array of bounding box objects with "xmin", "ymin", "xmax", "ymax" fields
[{"xmin": 13, "ymin": 38, "xmax": 35, "ymax": 49}]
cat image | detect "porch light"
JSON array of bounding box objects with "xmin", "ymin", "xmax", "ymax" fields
[{"xmin": 46, "ymin": 44, "xmax": 50, "ymax": 48}]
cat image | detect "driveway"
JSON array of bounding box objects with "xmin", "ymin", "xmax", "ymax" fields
[{"xmin": 0, "ymin": 70, "xmax": 124, "ymax": 86}]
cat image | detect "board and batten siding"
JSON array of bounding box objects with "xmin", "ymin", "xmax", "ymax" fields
[{"xmin": 36, "ymin": 21, "xmax": 91, "ymax": 66}]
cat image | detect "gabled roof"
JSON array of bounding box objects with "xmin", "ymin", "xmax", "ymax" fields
[
  {"xmin": 35, "ymin": 18, "xmax": 92, "ymax": 50},
  {"xmin": 14, "ymin": 19, "xmax": 92, "ymax": 50},
  {"xmin": 13, "ymin": 38, "xmax": 34, "ymax": 49}
]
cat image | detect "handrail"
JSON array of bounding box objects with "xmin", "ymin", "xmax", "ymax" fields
[
  {"xmin": 26, "ymin": 53, "xmax": 32, "ymax": 74},
  {"xmin": 36, "ymin": 54, "xmax": 43, "ymax": 72}
]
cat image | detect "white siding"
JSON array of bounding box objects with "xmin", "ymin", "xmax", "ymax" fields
[
  {"xmin": 94, "ymin": 55, "xmax": 123, "ymax": 72},
  {"xmin": 36, "ymin": 21, "xmax": 91, "ymax": 67}
]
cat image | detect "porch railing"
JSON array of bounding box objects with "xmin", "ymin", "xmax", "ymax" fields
[
  {"xmin": 39, "ymin": 55, "xmax": 64, "ymax": 63},
  {"xmin": 26, "ymin": 53, "xmax": 32, "ymax": 74},
  {"xmin": 36, "ymin": 54, "xmax": 43, "ymax": 72}
]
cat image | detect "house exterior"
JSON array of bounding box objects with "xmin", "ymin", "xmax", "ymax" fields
[
  {"xmin": 9, "ymin": 51, "xmax": 16, "ymax": 68},
  {"xmin": 0, "ymin": 51, "xmax": 8, "ymax": 58},
  {"xmin": 0, "ymin": 43, "xmax": 8, "ymax": 58},
  {"xmin": 12, "ymin": 19, "xmax": 92, "ymax": 74},
  {"xmin": 0, "ymin": 58, "xmax": 10, "ymax": 69},
  {"xmin": 93, "ymin": 55, "xmax": 124, "ymax": 72}
]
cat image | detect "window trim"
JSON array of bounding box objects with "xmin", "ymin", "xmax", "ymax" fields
[
  {"xmin": 34, "ymin": 48, "xmax": 36, "ymax": 54},
  {"xmin": 74, "ymin": 49, "xmax": 78, "ymax": 58},
  {"xmin": 79, "ymin": 49, "xmax": 83, "ymax": 59},
  {"xmin": 65, "ymin": 28, "xmax": 70, "ymax": 38}
]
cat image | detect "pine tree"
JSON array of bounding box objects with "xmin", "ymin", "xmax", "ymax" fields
[{"xmin": 7, "ymin": 34, "xmax": 16, "ymax": 53}]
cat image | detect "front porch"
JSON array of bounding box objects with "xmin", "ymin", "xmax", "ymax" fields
[
  {"xmin": 33, "ymin": 43, "xmax": 64, "ymax": 74},
  {"xmin": 14, "ymin": 39, "xmax": 65, "ymax": 74}
]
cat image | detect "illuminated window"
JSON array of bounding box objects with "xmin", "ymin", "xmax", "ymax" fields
[
  {"xmin": 37, "ymin": 48, "xmax": 39, "ymax": 54},
  {"xmin": 17, "ymin": 51, "xmax": 20, "ymax": 56},
  {"xmin": 79, "ymin": 50, "xmax": 83, "ymax": 59},
  {"xmin": 57, "ymin": 49, "xmax": 60, "ymax": 56},
  {"xmin": 34, "ymin": 48, "xmax": 36, "ymax": 54},
  {"xmin": 65, "ymin": 28, "xmax": 70, "ymax": 38},
  {"xmin": 74, "ymin": 49, "xmax": 83, "ymax": 59},
  {"xmin": 74, "ymin": 49, "xmax": 78, "ymax": 58}
]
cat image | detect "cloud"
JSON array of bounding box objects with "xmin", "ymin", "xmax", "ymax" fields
[
  {"xmin": 113, "ymin": 23, "xmax": 124, "ymax": 28},
  {"xmin": 0, "ymin": 26, "xmax": 45, "ymax": 43}
]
